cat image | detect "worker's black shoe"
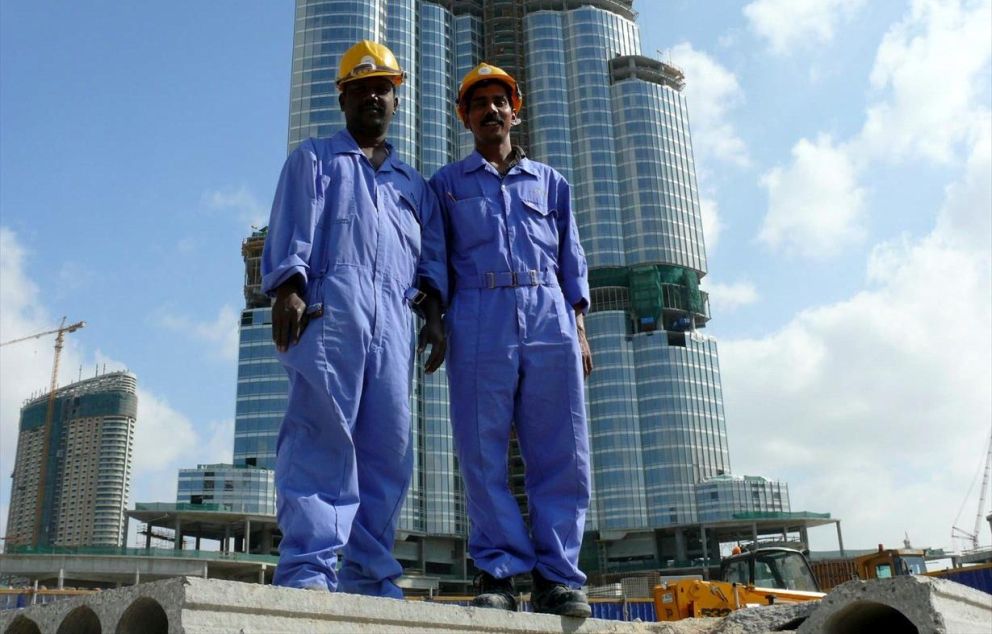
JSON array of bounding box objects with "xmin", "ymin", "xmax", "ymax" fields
[
  {"xmin": 471, "ymin": 572, "xmax": 517, "ymax": 611},
  {"xmin": 531, "ymin": 570, "xmax": 591, "ymax": 618}
]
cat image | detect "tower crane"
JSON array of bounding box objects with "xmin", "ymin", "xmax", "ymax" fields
[
  {"xmin": 952, "ymin": 426, "xmax": 992, "ymax": 552},
  {"xmin": 0, "ymin": 317, "xmax": 86, "ymax": 545}
]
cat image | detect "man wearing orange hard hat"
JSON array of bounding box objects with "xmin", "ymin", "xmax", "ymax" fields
[
  {"xmin": 430, "ymin": 62, "xmax": 593, "ymax": 617},
  {"xmin": 262, "ymin": 40, "xmax": 446, "ymax": 598}
]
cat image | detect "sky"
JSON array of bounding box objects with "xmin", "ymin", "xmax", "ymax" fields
[{"xmin": 1, "ymin": 0, "xmax": 989, "ymax": 555}]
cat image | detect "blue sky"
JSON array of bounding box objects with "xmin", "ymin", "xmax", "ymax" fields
[{"xmin": 1, "ymin": 1, "xmax": 989, "ymax": 554}]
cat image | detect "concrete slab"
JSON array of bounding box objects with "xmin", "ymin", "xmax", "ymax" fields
[
  {"xmin": 710, "ymin": 601, "xmax": 820, "ymax": 633},
  {"xmin": 0, "ymin": 577, "xmax": 721, "ymax": 634},
  {"xmin": 12, "ymin": 574, "xmax": 984, "ymax": 634},
  {"xmin": 798, "ymin": 575, "xmax": 992, "ymax": 634}
]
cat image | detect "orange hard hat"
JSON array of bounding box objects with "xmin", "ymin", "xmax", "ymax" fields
[
  {"xmin": 336, "ymin": 40, "xmax": 405, "ymax": 90},
  {"xmin": 456, "ymin": 63, "xmax": 523, "ymax": 124}
]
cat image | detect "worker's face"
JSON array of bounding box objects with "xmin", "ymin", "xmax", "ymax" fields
[
  {"xmin": 464, "ymin": 82, "xmax": 514, "ymax": 146},
  {"xmin": 339, "ymin": 77, "xmax": 398, "ymax": 138}
]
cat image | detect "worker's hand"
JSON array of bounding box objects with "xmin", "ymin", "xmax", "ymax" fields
[
  {"xmin": 272, "ymin": 278, "xmax": 308, "ymax": 352},
  {"xmin": 418, "ymin": 292, "xmax": 446, "ymax": 373},
  {"xmin": 576, "ymin": 311, "xmax": 593, "ymax": 379}
]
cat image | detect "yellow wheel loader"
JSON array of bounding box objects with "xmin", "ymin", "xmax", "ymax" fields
[{"xmin": 653, "ymin": 547, "xmax": 825, "ymax": 621}]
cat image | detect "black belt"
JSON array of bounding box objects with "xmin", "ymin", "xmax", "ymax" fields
[{"xmin": 456, "ymin": 270, "xmax": 558, "ymax": 290}]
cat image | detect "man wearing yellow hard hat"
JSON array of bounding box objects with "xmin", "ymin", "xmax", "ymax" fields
[
  {"xmin": 429, "ymin": 63, "xmax": 593, "ymax": 617},
  {"xmin": 262, "ymin": 40, "xmax": 446, "ymax": 598}
]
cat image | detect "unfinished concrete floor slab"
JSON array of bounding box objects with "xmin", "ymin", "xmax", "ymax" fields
[
  {"xmin": 0, "ymin": 576, "xmax": 718, "ymax": 634},
  {"xmin": 4, "ymin": 574, "xmax": 988, "ymax": 633}
]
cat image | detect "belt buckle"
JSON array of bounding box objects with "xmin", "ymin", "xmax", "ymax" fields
[
  {"xmin": 510, "ymin": 272, "xmax": 518, "ymax": 287},
  {"xmin": 529, "ymin": 270, "xmax": 539, "ymax": 286},
  {"xmin": 486, "ymin": 272, "xmax": 496, "ymax": 289}
]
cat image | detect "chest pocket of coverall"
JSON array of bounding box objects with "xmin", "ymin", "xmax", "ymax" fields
[
  {"xmin": 451, "ymin": 196, "xmax": 493, "ymax": 252},
  {"xmin": 394, "ymin": 192, "xmax": 422, "ymax": 281},
  {"xmin": 325, "ymin": 173, "xmax": 354, "ymax": 224},
  {"xmin": 320, "ymin": 172, "xmax": 361, "ymax": 272},
  {"xmin": 519, "ymin": 195, "xmax": 558, "ymax": 253}
]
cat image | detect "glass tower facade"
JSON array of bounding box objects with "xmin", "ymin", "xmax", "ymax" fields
[
  {"xmin": 252, "ymin": 2, "xmax": 471, "ymax": 585},
  {"xmin": 519, "ymin": 4, "xmax": 720, "ymax": 526},
  {"xmin": 695, "ymin": 475, "xmax": 791, "ymax": 523},
  {"xmin": 525, "ymin": 6, "xmax": 639, "ymax": 269},
  {"xmin": 251, "ymin": 0, "xmax": 792, "ymax": 583},
  {"xmin": 177, "ymin": 464, "xmax": 277, "ymax": 515},
  {"xmin": 288, "ymin": 1, "xmax": 387, "ymax": 151},
  {"xmin": 233, "ymin": 229, "xmax": 287, "ymax": 471}
]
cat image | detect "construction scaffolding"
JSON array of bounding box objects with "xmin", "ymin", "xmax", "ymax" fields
[
  {"xmin": 589, "ymin": 265, "xmax": 709, "ymax": 332},
  {"xmin": 241, "ymin": 228, "xmax": 269, "ymax": 309}
]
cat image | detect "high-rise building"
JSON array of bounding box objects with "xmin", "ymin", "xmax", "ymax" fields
[
  {"xmin": 176, "ymin": 464, "xmax": 276, "ymax": 516},
  {"xmin": 232, "ymin": 228, "xmax": 287, "ymax": 471},
  {"xmin": 250, "ymin": 0, "xmax": 816, "ymax": 584},
  {"xmin": 6, "ymin": 371, "xmax": 137, "ymax": 548},
  {"xmin": 694, "ymin": 476, "xmax": 790, "ymax": 524}
]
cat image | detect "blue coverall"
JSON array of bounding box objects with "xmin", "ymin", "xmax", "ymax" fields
[
  {"xmin": 429, "ymin": 151, "xmax": 591, "ymax": 587},
  {"xmin": 262, "ymin": 130, "xmax": 446, "ymax": 597}
]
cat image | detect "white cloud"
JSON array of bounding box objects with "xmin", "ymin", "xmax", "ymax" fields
[
  {"xmin": 204, "ymin": 419, "xmax": 235, "ymax": 465},
  {"xmin": 130, "ymin": 391, "xmax": 233, "ymax": 504},
  {"xmin": 203, "ymin": 185, "xmax": 268, "ymax": 228},
  {"xmin": 743, "ymin": 0, "xmax": 990, "ymax": 549},
  {"xmin": 699, "ymin": 195, "xmax": 723, "ymax": 253},
  {"xmin": 702, "ymin": 280, "xmax": 759, "ymax": 313},
  {"xmin": 932, "ymin": 114, "xmax": 992, "ymax": 251},
  {"xmin": 669, "ymin": 42, "xmax": 750, "ymax": 168},
  {"xmin": 157, "ymin": 305, "xmax": 240, "ymax": 362},
  {"xmin": 723, "ymin": 133, "xmax": 992, "ymax": 550},
  {"xmin": 132, "ymin": 391, "xmax": 198, "ymax": 473},
  {"xmin": 857, "ymin": 0, "xmax": 992, "ymax": 164},
  {"xmin": 0, "ymin": 229, "xmax": 50, "ymax": 345},
  {"xmin": 743, "ymin": 0, "xmax": 867, "ymax": 54},
  {"xmin": 757, "ymin": 135, "xmax": 866, "ymax": 257},
  {"xmin": 756, "ymin": 0, "xmax": 990, "ymax": 262}
]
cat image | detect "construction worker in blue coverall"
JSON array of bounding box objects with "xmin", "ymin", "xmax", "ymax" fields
[
  {"xmin": 261, "ymin": 41, "xmax": 446, "ymax": 598},
  {"xmin": 429, "ymin": 63, "xmax": 594, "ymax": 617}
]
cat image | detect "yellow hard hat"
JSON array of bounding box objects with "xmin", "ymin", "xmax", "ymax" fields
[
  {"xmin": 336, "ymin": 40, "xmax": 405, "ymax": 90},
  {"xmin": 456, "ymin": 63, "xmax": 523, "ymax": 124}
]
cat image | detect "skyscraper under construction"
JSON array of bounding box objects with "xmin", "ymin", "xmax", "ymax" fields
[
  {"xmin": 237, "ymin": 0, "xmax": 813, "ymax": 586},
  {"xmin": 6, "ymin": 372, "xmax": 137, "ymax": 549}
]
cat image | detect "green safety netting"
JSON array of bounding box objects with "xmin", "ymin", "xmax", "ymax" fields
[{"xmin": 591, "ymin": 265, "xmax": 705, "ymax": 325}]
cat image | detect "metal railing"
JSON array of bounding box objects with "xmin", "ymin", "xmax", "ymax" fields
[{"xmin": 3, "ymin": 545, "xmax": 278, "ymax": 565}]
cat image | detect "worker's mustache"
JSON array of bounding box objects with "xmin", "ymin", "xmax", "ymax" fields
[
  {"xmin": 482, "ymin": 114, "xmax": 502, "ymax": 126},
  {"xmin": 361, "ymin": 98, "xmax": 385, "ymax": 113}
]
